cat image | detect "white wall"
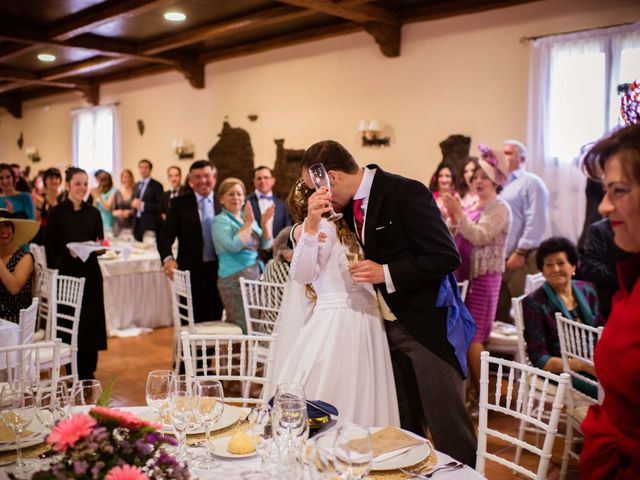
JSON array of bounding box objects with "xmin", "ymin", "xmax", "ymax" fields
[{"xmin": 1, "ymin": 0, "xmax": 638, "ymax": 187}]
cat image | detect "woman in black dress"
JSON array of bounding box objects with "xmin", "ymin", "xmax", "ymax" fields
[{"xmin": 45, "ymin": 167, "xmax": 107, "ymax": 380}]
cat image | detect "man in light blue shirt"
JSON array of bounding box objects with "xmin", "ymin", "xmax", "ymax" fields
[{"xmin": 496, "ymin": 140, "xmax": 550, "ymax": 323}]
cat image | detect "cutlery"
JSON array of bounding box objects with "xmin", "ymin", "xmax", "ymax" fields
[
  {"xmin": 400, "ymin": 461, "xmax": 460, "ymax": 478},
  {"xmin": 424, "ymin": 462, "xmax": 464, "ymax": 477}
]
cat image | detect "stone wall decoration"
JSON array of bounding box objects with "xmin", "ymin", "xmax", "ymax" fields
[
  {"xmin": 17, "ymin": 132, "xmax": 23, "ymax": 149},
  {"xmin": 273, "ymin": 139, "xmax": 305, "ymax": 200},
  {"xmin": 439, "ymin": 134, "xmax": 471, "ymax": 177},
  {"xmin": 137, "ymin": 119, "xmax": 145, "ymax": 136},
  {"xmin": 208, "ymin": 121, "xmax": 255, "ymax": 190}
]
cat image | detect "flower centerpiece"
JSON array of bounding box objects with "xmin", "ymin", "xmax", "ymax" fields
[{"xmin": 25, "ymin": 406, "xmax": 189, "ymax": 480}]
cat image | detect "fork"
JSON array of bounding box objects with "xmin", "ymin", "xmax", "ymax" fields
[{"xmin": 400, "ymin": 461, "xmax": 462, "ymax": 479}]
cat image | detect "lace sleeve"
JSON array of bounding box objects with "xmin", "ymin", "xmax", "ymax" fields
[
  {"xmin": 457, "ymin": 199, "xmax": 510, "ymax": 247},
  {"xmin": 289, "ymin": 220, "xmax": 335, "ymax": 284}
]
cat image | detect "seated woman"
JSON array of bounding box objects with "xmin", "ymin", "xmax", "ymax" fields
[
  {"xmin": 523, "ymin": 236, "xmax": 604, "ymax": 398},
  {"xmin": 0, "ymin": 210, "xmax": 38, "ymax": 323},
  {"xmin": 0, "ymin": 163, "xmax": 35, "ymax": 219},
  {"xmin": 211, "ymin": 178, "xmax": 273, "ymax": 332},
  {"xmin": 261, "ymin": 226, "xmax": 293, "ymax": 284}
]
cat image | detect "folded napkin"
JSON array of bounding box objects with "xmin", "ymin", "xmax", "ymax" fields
[
  {"xmin": 367, "ymin": 427, "xmax": 426, "ymax": 463},
  {"xmin": 67, "ymin": 242, "xmax": 131, "ymax": 262}
]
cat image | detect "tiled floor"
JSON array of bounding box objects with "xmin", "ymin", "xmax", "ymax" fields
[{"xmin": 96, "ymin": 327, "xmax": 579, "ymax": 479}]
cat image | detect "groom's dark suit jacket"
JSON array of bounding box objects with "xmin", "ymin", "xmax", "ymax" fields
[{"xmin": 346, "ymin": 165, "xmax": 462, "ymax": 373}]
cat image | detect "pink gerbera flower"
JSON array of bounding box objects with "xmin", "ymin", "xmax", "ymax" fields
[
  {"xmin": 105, "ymin": 465, "xmax": 149, "ymax": 480},
  {"xmin": 91, "ymin": 406, "xmax": 161, "ymax": 430},
  {"xmin": 47, "ymin": 414, "xmax": 96, "ymax": 452}
]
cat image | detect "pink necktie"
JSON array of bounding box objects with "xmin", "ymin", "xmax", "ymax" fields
[{"xmin": 353, "ymin": 198, "xmax": 364, "ymax": 238}]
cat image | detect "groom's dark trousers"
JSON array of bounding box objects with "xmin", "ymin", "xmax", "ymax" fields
[{"xmin": 348, "ymin": 165, "xmax": 477, "ymax": 467}]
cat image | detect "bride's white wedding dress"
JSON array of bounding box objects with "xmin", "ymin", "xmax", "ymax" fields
[{"xmin": 274, "ymin": 219, "xmax": 400, "ymax": 427}]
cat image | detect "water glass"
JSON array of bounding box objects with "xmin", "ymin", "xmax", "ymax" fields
[
  {"xmin": 307, "ymin": 163, "xmax": 343, "ymax": 221},
  {"xmin": 333, "ymin": 424, "xmax": 373, "ymax": 480},
  {"xmin": 168, "ymin": 375, "xmax": 195, "ymax": 462},
  {"xmin": 193, "ymin": 378, "xmax": 224, "ymax": 469},
  {"xmin": 70, "ymin": 379, "xmax": 102, "ymax": 411},
  {"xmin": 313, "ymin": 430, "xmax": 339, "ymax": 479},
  {"xmin": 250, "ymin": 404, "xmax": 273, "ymax": 466}
]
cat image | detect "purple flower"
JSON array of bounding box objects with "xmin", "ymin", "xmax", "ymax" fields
[
  {"xmin": 73, "ymin": 461, "xmax": 88, "ymax": 475},
  {"xmin": 135, "ymin": 438, "xmax": 153, "ymax": 456}
]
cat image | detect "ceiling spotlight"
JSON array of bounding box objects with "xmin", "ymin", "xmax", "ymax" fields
[
  {"xmin": 37, "ymin": 53, "xmax": 56, "ymax": 62},
  {"xmin": 164, "ymin": 11, "xmax": 186, "ymax": 22}
]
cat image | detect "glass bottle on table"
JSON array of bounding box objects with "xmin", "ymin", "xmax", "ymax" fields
[{"xmin": 307, "ymin": 163, "xmax": 343, "ymax": 221}]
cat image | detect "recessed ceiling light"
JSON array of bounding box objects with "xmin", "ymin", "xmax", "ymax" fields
[
  {"xmin": 37, "ymin": 53, "xmax": 56, "ymax": 62},
  {"xmin": 164, "ymin": 11, "xmax": 186, "ymax": 22}
]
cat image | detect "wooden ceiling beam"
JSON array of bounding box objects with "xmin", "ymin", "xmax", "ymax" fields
[
  {"xmin": 0, "ymin": 94, "xmax": 22, "ymax": 119},
  {"xmin": 401, "ymin": 0, "xmax": 541, "ymax": 24},
  {"xmin": 278, "ymin": 0, "xmax": 398, "ymax": 26},
  {"xmin": 0, "ymin": 67, "xmax": 92, "ymax": 94},
  {"xmin": 48, "ymin": 0, "xmax": 175, "ymax": 41}
]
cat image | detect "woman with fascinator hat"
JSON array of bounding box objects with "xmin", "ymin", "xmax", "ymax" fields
[
  {"xmin": 0, "ymin": 209, "xmax": 38, "ymax": 323},
  {"xmin": 442, "ymin": 145, "xmax": 512, "ymax": 407},
  {"xmin": 267, "ymin": 178, "xmax": 400, "ymax": 427}
]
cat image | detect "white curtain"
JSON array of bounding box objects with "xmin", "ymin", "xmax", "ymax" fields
[
  {"xmin": 71, "ymin": 104, "xmax": 120, "ymax": 182},
  {"xmin": 527, "ymin": 23, "xmax": 640, "ymax": 242}
]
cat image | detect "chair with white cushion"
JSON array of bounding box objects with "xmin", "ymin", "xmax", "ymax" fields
[
  {"xmin": 486, "ymin": 295, "xmax": 525, "ymax": 361},
  {"xmin": 476, "ymin": 351, "xmax": 569, "ymax": 480},
  {"xmin": 40, "ymin": 275, "xmax": 85, "ymax": 384},
  {"xmin": 171, "ymin": 269, "xmax": 242, "ymax": 371},
  {"xmin": 240, "ymin": 277, "xmax": 286, "ymax": 337},
  {"xmin": 34, "ymin": 267, "xmax": 58, "ymax": 342},
  {"xmin": 181, "ymin": 331, "xmax": 277, "ymax": 406},
  {"xmin": 556, "ymin": 313, "xmax": 603, "ymax": 480},
  {"xmin": 457, "ymin": 280, "xmax": 469, "ymax": 302},
  {"xmin": 17, "ymin": 297, "xmax": 39, "ymax": 346}
]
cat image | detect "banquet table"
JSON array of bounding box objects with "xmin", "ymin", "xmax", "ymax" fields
[
  {"xmin": 97, "ymin": 241, "xmax": 173, "ymax": 336},
  {"xmin": 0, "ymin": 405, "xmax": 485, "ymax": 480}
]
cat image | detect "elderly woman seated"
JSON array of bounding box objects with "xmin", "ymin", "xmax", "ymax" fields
[
  {"xmin": 522, "ymin": 236, "xmax": 604, "ymax": 398},
  {"xmin": 262, "ymin": 226, "xmax": 293, "ymax": 284},
  {"xmin": 0, "ymin": 210, "xmax": 38, "ymax": 323}
]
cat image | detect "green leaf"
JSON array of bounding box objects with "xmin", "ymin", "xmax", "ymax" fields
[{"xmin": 97, "ymin": 379, "xmax": 115, "ymax": 406}]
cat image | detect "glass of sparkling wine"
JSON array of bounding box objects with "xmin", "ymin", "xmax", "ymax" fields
[
  {"xmin": 342, "ymin": 232, "xmax": 364, "ymax": 287},
  {"xmin": 307, "ymin": 163, "xmax": 343, "ymax": 221}
]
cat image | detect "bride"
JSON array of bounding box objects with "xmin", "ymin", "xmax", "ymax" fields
[{"xmin": 270, "ymin": 179, "xmax": 399, "ymax": 427}]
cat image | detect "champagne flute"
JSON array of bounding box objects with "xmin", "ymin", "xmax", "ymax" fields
[
  {"xmin": 333, "ymin": 423, "xmax": 373, "ymax": 480},
  {"xmin": 250, "ymin": 404, "xmax": 273, "ymax": 470},
  {"xmin": 145, "ymin": 370, "xmax": 174, "ymax": 434},
  {"xmin": 341, "ymin": 232, "xmax": 364, "ymax": 287},
  {"xmin": 1, "ymin": 384, "xmax": 37, "ymax": 476},
  {"xmin": 193, "ymin": 378, "xmax": 224, "ymax": 469},
  {"xmin": 307, "ymin": 163, "xmax": 343, "ymax": 221}
]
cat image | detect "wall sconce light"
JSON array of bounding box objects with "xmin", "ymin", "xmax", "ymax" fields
[
  {"xmin": 172, "ymin": 138, "xmax": 195, "ymax": 159},
  {"xmin": 358, "ymin": 119, "xmax": 390, "ymax": 147},
  {"xmin": 25, "ymin": 147, "xmax": 41, "ymax": 162}
]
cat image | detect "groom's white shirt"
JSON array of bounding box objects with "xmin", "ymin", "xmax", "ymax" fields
[{"xmin": 354, "ymin": 168, "xmax": 398, "ymax": 321}]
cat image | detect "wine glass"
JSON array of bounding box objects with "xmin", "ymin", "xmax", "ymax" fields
[
  {"xmin": 249, "ymin": 404, "xmax": 273, "ymax": 468},
  {"xmin": 0, "ymin": 384, "xmax": 37, "ymax": 476},
  {"xmin": 333, "ymin": 424, "xmax": 373, "ymax": 480},
  {"xmin": 274, "ymin": 382, "xmax": 305, "ymax": 405},
  {"xmin": 70, "ymin": 380, "xmax": 102, "ymax": 412},
  {"xmin": 311, "ymin": 430, "xmax": 339, "ymax": 480},
  {"xmin": 145, "ymin": 370, "xmax": 174, "ymax": 435},
  {"xmin": 168, "ymin": 375, "xmax": 195, "ymax": 462},
  {"xmin": 192, "ymin": 378, "xmax": 224, "ymax": 469},
  {"xmin": 307, "ymin": 163, "xmax": 343, "ymax": 221}
]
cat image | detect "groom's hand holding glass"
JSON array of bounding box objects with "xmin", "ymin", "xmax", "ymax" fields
[
  {"xmin": 304, "ymin": 187, "xmax": 334, "ymax": 235},
  {"xmin": 349, "ymin": 259, "xmax": 385, "ymax": 284}
]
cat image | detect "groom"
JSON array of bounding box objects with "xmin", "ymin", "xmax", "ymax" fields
[{"xmin": 301, "ymin": 140, "xmax": 477, "ymax": 466}]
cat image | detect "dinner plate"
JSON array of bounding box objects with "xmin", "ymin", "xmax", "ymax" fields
[
  {"xmin": 369, "ymin": 427, "xmax": 430, "ymax": 471},
  {"xmin": 138, "ymin": 404, "xmax": 244, "ymax": 435},
  {"xmin": 209, "ymin": 434, "xmax": 257, "ymax": 459},
  {"xmin": 0, "ymin": 418, "xmax": 47, "ymax": 453}
]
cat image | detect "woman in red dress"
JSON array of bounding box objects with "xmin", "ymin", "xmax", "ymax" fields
[{"xmin": 580, "ymin": 124, "xmax": 640, "ymax": 479}]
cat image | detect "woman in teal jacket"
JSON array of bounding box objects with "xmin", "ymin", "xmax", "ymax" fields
[{"xmin": 212, "ymin": 177, "xmax": 273, "ymax": 332}]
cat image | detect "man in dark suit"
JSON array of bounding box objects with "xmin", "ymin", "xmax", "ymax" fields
[
  {"xmin": 160, "ymin": 165, "xmax": 187, "ymax": 221},
  {"xmin": 301, "ymin": 140, "xmax": 477, "ymax": 466},
  {"xmin": 246, "ymin": 166, "xmax": 292, "ymax": 248},
  {"xmin": 157, "ymin": 159, "xmax": 224, "ymax": 322},
  {"xmin": 132, "ymin": 159, "xmax": 164, "ymax": 241}
]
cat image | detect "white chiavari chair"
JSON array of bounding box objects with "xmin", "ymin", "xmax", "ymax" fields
[
  {"xmin": 170, "ymin": 269, "xmax": 242, "ymax": 371},
  {"xmin": 261, "ymin": 259, "xmax": 290, "ymax": 284},
  {"xmin": 34, "ymin": 267, "xmax": 58, "ymax": 342},
  {"xmin": 476, "ymin": 352, "xmax": 569, "ymax": 480},
  {"xmin": 39, "ymin": 275, "xmax": 85, "ymax": 384},
  {"xmin": 556, "ymin": 313, "xmax": 603, "ymax": 480},
  {"xmin": 457, "ymin": 280, "xmax": 469, "ymax": 302},
  {"xmin": 17, "ymin": 297, "xmax": 39, "ymax": 346},
  {"xmin": 524, "ymin": 272, "xmax": 545, "ymax": 295},
  {"xmin": 0, "ymin": 340, "xmax": 62, "ymax": 393},
  {"xmin": 181, "ymin": 331, "xmax": 277, "ymax": 407},
  {"xmin": 240, "ymin": 277, "xmax": 286, "ymax": 337}
]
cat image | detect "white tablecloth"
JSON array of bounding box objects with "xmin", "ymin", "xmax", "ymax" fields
[
  {"xmin": 98, "ymin": 244, "xmax": 173, "ymax": 336},
  {"xmin": 0, "ymin": 319, "xmax": 19, "ymax": 369}
]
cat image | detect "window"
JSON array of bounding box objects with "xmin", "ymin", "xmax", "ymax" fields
[{"xmin": 71, "ymin": 105, "xmax": 119, "ymax": 176}]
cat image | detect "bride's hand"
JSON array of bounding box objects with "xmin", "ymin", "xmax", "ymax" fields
[{"xmin": 305, "ymin": 187, "xmax": 332, "ymax": 235}]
